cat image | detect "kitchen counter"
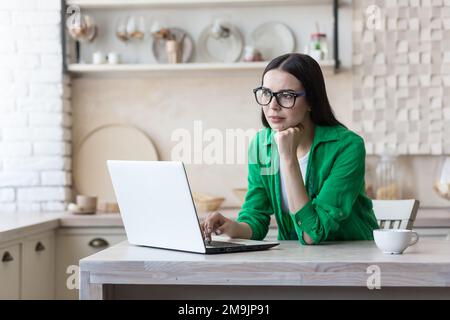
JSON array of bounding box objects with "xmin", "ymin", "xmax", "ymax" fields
[
  {"xmin": 0, "ymin": 212, "xmax": 123, "ymax": 244},
  {"xmin": 79, "ymin": 229, "xmax": 450, "ymax": 300},
  {"xmin": 412, "ymin": 207, "xmax": 450, "ymax": 227},
  {"xmin": 57, "ymin": 212, "xmax": 123, "ymax": 227},
  {"xmin": 0, "ymin": 212, "xmax": 61, "ymax": 243}
]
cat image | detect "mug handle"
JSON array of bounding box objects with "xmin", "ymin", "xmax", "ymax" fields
[{"xmin": 408, "ymin": 231, "xmax": 419, "ymax": 247}]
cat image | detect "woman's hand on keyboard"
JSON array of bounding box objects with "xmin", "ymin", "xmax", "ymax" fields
[{"xmin": 201, "ymin": 211, "xmax": 238, "ymax": 243}]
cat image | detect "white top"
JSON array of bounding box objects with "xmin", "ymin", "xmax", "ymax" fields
[{"xmin": 279, "ymin": 149, "xmax": 310, "ymax": 213}]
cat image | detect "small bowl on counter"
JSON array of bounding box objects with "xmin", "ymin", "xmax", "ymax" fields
[
  {"xmin": 192, "ymin": 192, "xmax": 225, "ymax": 214},
  {"xmin": 97, "ymin": 202, "xmax": 120, "ymax": 214},
  {"xmin": 68, "ymin": 195, "xmax": 97, "ymax": 215},
  {"xmin": 67, "ymin": 202, "xmax": 96, "ymax": 215}
]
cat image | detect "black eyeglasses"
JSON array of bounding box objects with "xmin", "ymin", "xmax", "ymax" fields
[{"xmin": 253, "ymin": 86, "xmax": 306, "ymax": 109}]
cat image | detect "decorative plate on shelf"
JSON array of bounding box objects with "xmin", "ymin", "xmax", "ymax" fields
[
  {"xmin": 250, "ymin": 22, "xmax": 296, "ymax": 61},
  {"xmin": 198, "ymin": 23, "xmax": 244, "ymax": 63},
  {"xmin": 73, "ymin": 124, "xmax": 159, "ymax": 203},
  {"xmin": 151, "ymin": 28, "xmax": 194, "ymax": 63}
]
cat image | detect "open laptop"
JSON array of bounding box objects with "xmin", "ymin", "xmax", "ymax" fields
[{"xmin": 107, "ymin": 160, "xmax": 279, "ymax": 254}]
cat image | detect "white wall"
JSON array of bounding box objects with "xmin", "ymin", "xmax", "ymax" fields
[{"xmin": 0, "ymin": 0, "xmax": 72, "ymax": 213}]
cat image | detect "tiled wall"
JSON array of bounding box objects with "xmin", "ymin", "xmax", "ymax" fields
[
  {"xmin": 0, "ymin": 0, "xmax": 72, "ymax": 213},
  {"xmin": 352, "ymin": 0, "xmax": 450, "ymax": 155}
]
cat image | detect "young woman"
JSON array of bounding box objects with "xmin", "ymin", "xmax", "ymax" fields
[{"xmin": 201, "ymin": 53, "xmax": 379, "ymax": 245}]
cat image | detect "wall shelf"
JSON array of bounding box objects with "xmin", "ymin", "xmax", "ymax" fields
[
  {"xmin": 66, "ymin": 0, "xmax": 333, "ymax": 9},
  {"xmin": 67, "ymin": 60, "xmax": 335, "ymax": 77},
  {"xmin": 63, "ymin": 0, "xmax": 340, "ymax": 73}
]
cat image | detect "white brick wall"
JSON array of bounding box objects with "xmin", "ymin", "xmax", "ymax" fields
[
  {"xmin": 0, "ymin": 0, "xmax": 72, "ymax": 213},
  {"xmin": 0, "ymin": 172, "xmax": 40, "ymax": 187},
  {"xmin": 41, "ymin": 171, "xmax": 71, "ymax": 186},
  {"xmin": 34, "ymin": 141, "xmax": 71, "ymax": 156},
  {"xmin": 17, "ymin": 187, "xmax": 70, "ymax": 202},
  {"xmin": 0, "ymin": 188, "xmax": 15, "ymax": 202}
]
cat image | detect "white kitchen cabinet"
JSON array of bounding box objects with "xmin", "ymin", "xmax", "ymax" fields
[
  {"xmin": 55, "ymin": 227, "xmax": 126, "ymax": 299},
  {"xmin": 21, "ymin": 231, "xmax": 56, "ymax": 300},
  {"xmin": 0, "ymin": 243, "xmax": 21, "ymax": 299}
]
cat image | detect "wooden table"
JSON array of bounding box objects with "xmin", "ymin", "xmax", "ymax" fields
[{"xmin": 79, "ymin": 230, "xmax": 450, "ymax": 300}]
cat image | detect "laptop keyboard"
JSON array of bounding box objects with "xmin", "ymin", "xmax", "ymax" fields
[{"xmin": 205, "ymin": 240, "xmax": 243, "ymax": 247}]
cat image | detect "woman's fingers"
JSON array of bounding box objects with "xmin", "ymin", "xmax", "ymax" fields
[
  {"xmin": 203, "ymin": 220, "xmax": 213, "ymax": 242},
  {"xmin": 200, "ymin": 222, "xmax": 208, "ymax": 242},
  {"xmin": 202, "ymin": 213, "xmax": 214, "ymax": 242},
  {"xmin": 203, "ymin": 212, "xmax": 223, "ymax": 242},
  {"xmin": 200, "ymin": 221, "xmax": 205, "ymax": 235}
]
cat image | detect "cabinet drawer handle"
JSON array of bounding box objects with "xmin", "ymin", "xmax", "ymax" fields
[
  {"xmin": 35, "ymin": 241, "xmax": 46, "ymax": 252},
  {"xmin": 2, "ymin": 251, "xmax": 14, "ymax": 263},
  {"xmin": 88, "ymin": 238, "xmax": 109, "ymax": 248}
]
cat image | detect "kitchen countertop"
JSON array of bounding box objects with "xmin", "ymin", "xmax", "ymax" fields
[
  {"xmin": 0, "ymin": 212, "xmax": 123, "ymax": 244},
  {"xmin": 79, "ymin": 229, "xmax": 450, "ymax": 299},
  {"xmin": 0, "ymin": 206, "xmax": 449, "ymax": 244},
  {"xmin": 412, "ymin": 207, "xmax": 450, "ymax": 227},
  {"xmin": 0, "ymin": 212, "xmax": 62, "ymax": 244},
  {"xmin": 57, "ymin": 212, "xmax": 123, "ymax": 227}
]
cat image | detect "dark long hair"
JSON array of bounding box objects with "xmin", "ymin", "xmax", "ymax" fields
[{"xmin": 260, "ymin": 53, "xmax": 345, "ymax": 128}]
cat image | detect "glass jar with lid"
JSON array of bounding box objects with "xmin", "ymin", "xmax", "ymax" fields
[
  {"xmin": 307, "ymin": 33, "xmax": 328, "ymax": 62},
  {"xmin": 375, "ymin": 152, "xmax": 402, "ymax": 200},
  {"xmin": 433, "ymin": 156, "xmax": 450, "ymax": 201}
]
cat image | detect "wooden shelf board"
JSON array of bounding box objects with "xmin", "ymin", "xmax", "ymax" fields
[
  {"xmin": 66, "ymin": 0, "xmax": 333, "ymax": 9},
  {"xmin": 67, "ymin": 60, "xmax": 335, "ymax": 76}
]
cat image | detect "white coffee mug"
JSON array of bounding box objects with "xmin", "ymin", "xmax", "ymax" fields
[
  {"xmin": 92, "ymin": 51, "xmax": 106, "ymax": 64},
  {"xmin": 107, "ymin": 52, "xmax": 120, "ymax": 64},
  {"xmin": 373, "ymin": 229, "xmax": 419, "ymax": 254}
]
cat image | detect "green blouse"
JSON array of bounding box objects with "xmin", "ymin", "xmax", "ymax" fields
[{"xmin": 236, "ymin": 124, "xmax": 379, "ymax": 245}]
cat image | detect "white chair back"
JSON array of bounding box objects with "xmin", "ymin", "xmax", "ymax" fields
[{"xmin": 372, "ymin": 199, "xmax": 420, "ymax": 230}]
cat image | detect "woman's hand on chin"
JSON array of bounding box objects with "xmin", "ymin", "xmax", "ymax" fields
[{"xmin": 274, "ymin": 124, "xmax": 304, "ymax": 161}]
